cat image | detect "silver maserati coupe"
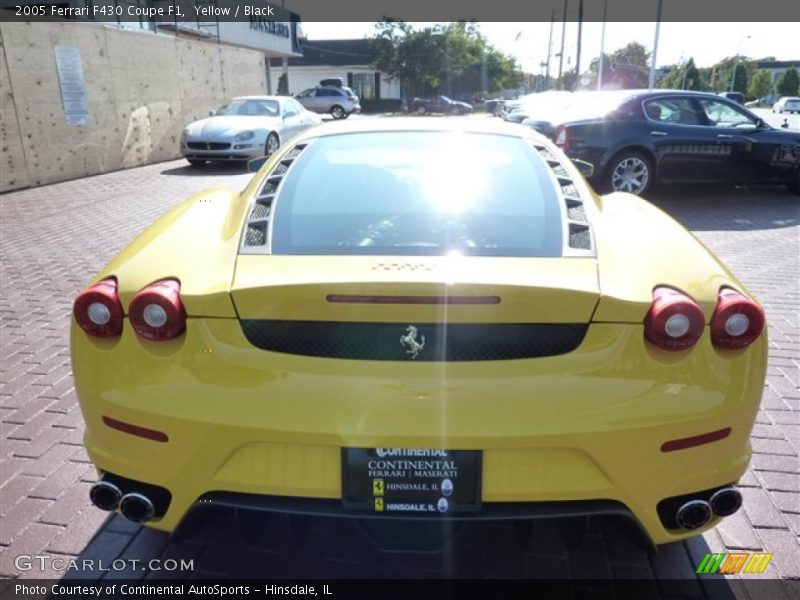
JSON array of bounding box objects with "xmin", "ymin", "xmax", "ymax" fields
[{"xmin": 180, "ymin": 96, "xmax": 322, "ymax": 166}]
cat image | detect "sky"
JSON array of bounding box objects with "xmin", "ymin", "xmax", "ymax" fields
[{"xmin": 301, "ymin": 22, "xmax": 798, "ymax": 74}]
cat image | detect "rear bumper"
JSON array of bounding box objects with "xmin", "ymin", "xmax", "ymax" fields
[{"xmin": 71, "ymin": 318, "xmax": 766, "ymax": 544}]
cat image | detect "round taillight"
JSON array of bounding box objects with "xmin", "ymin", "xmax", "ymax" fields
[
  {"xmin": 128, "ymin": 280, "xmax": 186, "ymax": 341},
  {"xmin": 711, "ymin": 288, "xmax": 764, "ymax": 350},
  {"xmin": 644, "ymin": 287, "xmax": 705, "ymax": 351},
  {"xmin": 73, "ymin": 279, "xmax": 123, "ymax": 337}
]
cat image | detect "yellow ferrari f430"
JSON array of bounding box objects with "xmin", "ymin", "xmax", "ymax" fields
[{"xmin": 71, "ymin": 118, "xmax": 767, "ymax": 548}]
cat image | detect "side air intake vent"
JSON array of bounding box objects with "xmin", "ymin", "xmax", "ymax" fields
[
  {"xmin": 240, "ymin": 142, "xmax": 310, "ymax": 254},
  {"xmin": 569, "ymin": 223, "xmax": 591, "ymax": 249},
  {"xmin": 531, "ymin": 143, "xmax": 595, "ymax": 256}
]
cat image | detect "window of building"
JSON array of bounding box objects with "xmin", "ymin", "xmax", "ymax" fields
[{"xmin": 351, "ymin": 73, "xmax": 375, "ymax": 100}]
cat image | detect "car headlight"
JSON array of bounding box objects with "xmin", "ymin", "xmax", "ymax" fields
[{"xmin": 234, "ymin": 130, "xmax": 256, "ymax": 142}]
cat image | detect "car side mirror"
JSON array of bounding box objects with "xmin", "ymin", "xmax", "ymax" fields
[
  {"xmin": 208, "ymin": 109, "xmax": 216, "ymax": 117},
  {"xmin": 247, "ymin": 157, "xmax": 269, "ymax": 173},
  {"xmin": 571, "ymin": 159, "xmax": 595, "ymax": 179}
]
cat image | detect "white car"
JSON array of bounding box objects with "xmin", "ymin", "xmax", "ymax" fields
[
  {"xmin": 180, "ymin": 96, "xmax": 322, "ymax": 166},
  {"xmin": 773, "ymin": 97, "xmax": 800, "ymax": 114},
  {"xmin": 503, "ymin": 91, "xmax": 574, "ymax": 123}
]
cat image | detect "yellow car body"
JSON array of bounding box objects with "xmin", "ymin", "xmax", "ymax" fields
[{"xmin": 71, "ymin": 119, "xmax": 767, "ymax": 546}]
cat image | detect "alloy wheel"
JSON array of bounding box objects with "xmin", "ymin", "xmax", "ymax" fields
[{"xmin": 611, "ymin": 156, "xmax": 650, "ymax": 195}]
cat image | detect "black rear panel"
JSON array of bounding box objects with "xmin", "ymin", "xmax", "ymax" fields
[{"xmin": 240, "ymin": 320, "xmax": 588, "ymax": 361}]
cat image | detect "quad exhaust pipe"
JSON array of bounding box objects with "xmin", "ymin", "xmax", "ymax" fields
[
  {"xmin": 675, "ymin": 486, "xmax": 742, "ymax": 530},
  {"xmin": 709, "ymin": 486, "xmax": 743, "ymax": 517},
  {"xmin": 89, "ymin": 480, "xmax": 155, "ymax": 523},
  {"xmin": 676, "ymin": 500, "xmax": 713, "ymax": 530},
  {"xmin": 119, "ymin": 492, "xmax": 156, "ymax": 523},
  {"xmin": 89, "ymin": 481, "xmax": 122, "ymax": 512}
]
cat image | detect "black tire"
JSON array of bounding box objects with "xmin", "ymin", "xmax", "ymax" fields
[
  {"xmin": 330, "ymin": 105, "xmax": 346, "ymax": 119},
  {"xmin": 416, "ymin": 105, "xmax": 427, "ymax": 115},
  {"xmin": 604, "ymin": 150, "xmax": 655, "ymax": 196},
  {"xmin": 187, "ymin": 159, "xmax": 205, "ymax": 167},
  {"xmin": 265, "ymin": 132, "xmax": 280, "ymax": 157}
]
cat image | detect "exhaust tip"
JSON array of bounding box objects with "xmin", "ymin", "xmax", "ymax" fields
[
  {"xmin": 119, "ymin": 492, "xmax": 156, "ymax": 523},
  {"xmin": 709, "ymin": 486, "xmax": 742, "ymax": 517},
  {"xmin": 676, "ymin": 499, "xmax": 713, "ymax": 530},
  {"xmin": 90, "ymin": 481, "xmax": 122, "ymax": 512}
]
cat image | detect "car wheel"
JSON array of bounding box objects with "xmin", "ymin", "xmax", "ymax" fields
[
  {"xmin": 416, "ymin": 106, "xmax": 427, "ymax": 115},
  {"xmin": 606, "ymin": 151, "xmax": 654, "ymax": 196},
  {"xmin": 265, "ymin": 132, "xmax": 280, "ymax": 157},
  {"xmin": 187, "ymin": 159, "xmax": 205, "ymax": 167},
  {"xmin": 330, "ymin": 105, "xmax": 345, "ymax": 120}
]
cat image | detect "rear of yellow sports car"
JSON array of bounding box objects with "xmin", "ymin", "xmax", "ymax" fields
[{"xmin": 70, "ymin": 121, "xmax": 767, "ymax": 546}]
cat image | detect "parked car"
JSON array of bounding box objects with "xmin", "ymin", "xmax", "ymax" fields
[
  {"xmin": 74, "ymin": 118, "xmax": 766, "ymax": 549},
  {"xmin": 180, "ymin": 96, "xmax": 321, "ymax": 167},
  {"xmin": 717, "ymin": 91, "xmax": 745, "ymax": 105},
  {"xmin": 411, "ymin": 95, "xmax": 473, "ymax": 115},
  {"xmin": 295, "ymin": 85, "xmax": 361, "ymax": 119},
  {"xmin": 537, "ymin": 89, "xmax": 800, "ymax": 196},
  {"xmin": 484, "ymin": 98, "xmax": 507, "ymax": 116},
  {"xmin": 503, "ymin": 91, "xmax": 573, "ymax": 123},
  {"xmin": 773, "ymin": 96, "xmax": 800, "ymax": 114}
]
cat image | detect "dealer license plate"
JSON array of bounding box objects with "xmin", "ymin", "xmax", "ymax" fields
[{"xmin": 342, "ymin": 448, "xmax": 481, "ymax": 515}]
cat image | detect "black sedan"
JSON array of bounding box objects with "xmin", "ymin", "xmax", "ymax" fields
[
  {"xmin": 411, "ymin": 95, "xmax": 473, "ymax": 115},
  {"xmin": 529, "ymin": 90, "xmax": 800, "ymax": 196}
]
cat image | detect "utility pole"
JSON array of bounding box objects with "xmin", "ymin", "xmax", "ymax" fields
[
  {"xmin": 557, "ymin": 0, "xmax": 568, "ymax": 90},
  {"xmin": 648, "ymin": 0, "xmax": 663, "ymax": 90},
  {"xmin": 575, "ymin": 0, "xmax": 583, "ymax": 91},
  {"xmin": 546, "ymin": 10, "xmax": 555, "ymax": 88},
  {"xmin": 597, "ymin": 0, "xmax": 608, "ymax": 90}
]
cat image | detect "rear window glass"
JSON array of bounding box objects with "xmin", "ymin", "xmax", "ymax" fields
[{"xmin": 271, "ymin": 131, "xmax": 563, "ymax": 257}]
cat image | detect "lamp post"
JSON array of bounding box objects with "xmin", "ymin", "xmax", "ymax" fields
[
  {"xmin": 648, "ymin": 0, "xmax": 663, "ymax": 90},
  {"xmin": 597, "ymin": 0, "xmax": 608, "ymax": 90},
  {"xmin": 730, "ymin": 34, "xmax": 752, "ymax": 93}
]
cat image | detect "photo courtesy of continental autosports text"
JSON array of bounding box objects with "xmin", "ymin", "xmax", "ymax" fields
[
  {"xmin": 0, "ymin": 0, "xmax": 798, "ymax": 598},
  {"xmin": 11, "ymin": 583, "xmax": 331, "ymax": 597}
]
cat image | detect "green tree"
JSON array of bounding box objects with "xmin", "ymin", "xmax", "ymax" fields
[
  {"xmin": 657, "ymin": 58, "xmax": 702, "ymax": 90},
  {"xmin": 587, "ymin": 42, "xmax": 650, "ymax": 89},
  {"xmin": 776, "ymin": 68, "xmax": 800, "ymax": 96},
  {"xmin": 709, "ymin": 56, "xmax": 753, "ymax": 93},
  {"xmin": 371, "ymin": 20, "xmax": 522, "ymax": 102},
  {"xmin": 277, "ymin": 73, "xmax": 289, "ymax": 96},
  {"xmin": 748, "ymin": 69, "xmax": 773, "ymax": 100}
]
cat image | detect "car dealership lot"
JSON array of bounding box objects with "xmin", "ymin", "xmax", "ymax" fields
[{"xmin": 1, "ymin": 152, "xmax": 798, "ymax": 592}]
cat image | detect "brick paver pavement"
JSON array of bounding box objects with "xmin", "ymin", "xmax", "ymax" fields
[{"xmin": 1, "ymin": 159, "xmax": 798, "ymax": 598}]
